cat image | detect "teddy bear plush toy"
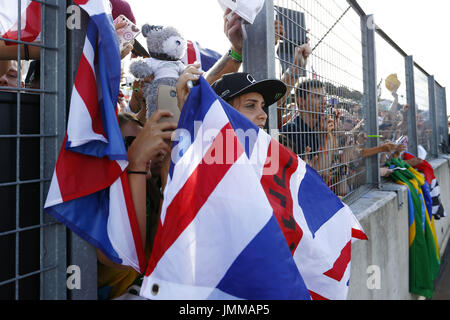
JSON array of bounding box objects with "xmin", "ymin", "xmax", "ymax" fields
[{"xmin": 129, "ymin": 24, "xmax": 187, "ymax": 119}]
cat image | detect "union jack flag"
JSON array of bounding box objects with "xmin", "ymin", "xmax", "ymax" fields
[
  {"xmin": 0, "ymin": 0, "xmax": 41, "ymax": 44},
  {"xmin": 44, "ymin": 0, "xmax": 146, "ymax": 273},
  {"xmin": 181, "ymin": 40, "xmax": 222, "ymax": 72},
  {"xmin": 140, "ymin": 77, "xmax": 367, "ymax": 300}
]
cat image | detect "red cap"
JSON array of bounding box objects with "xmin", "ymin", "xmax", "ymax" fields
[{"xmin": 110, "ymin": 0, "xmax": 136, "ymax": 24}]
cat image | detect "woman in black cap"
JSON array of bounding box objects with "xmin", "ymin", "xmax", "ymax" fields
[{"xmin": 176, "ymin": 63, "xmax": 287, "ymax": 129}]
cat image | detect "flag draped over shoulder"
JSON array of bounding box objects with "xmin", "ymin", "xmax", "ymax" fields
[
  {"xmin": 44, "ymin": 0, "xmax": 146, "ymax": 274},
  {"xmin": 140, "ymin": 77, "xmax": 367, "ymax": 300},
  {"xmin": 0, "ymin": 0, "xmax": 41, "ymax": 44},
  {"xmin": 387, "ymin": 158, "xmax": 440, "ymax": 298}
]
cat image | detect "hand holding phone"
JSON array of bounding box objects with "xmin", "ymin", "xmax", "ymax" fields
[
  {"xmin": 157, "ymin": 85, "xmax": 181, "ymax": 124},
  {"xmin": 114, "ymin": 14, "xmax": 140, "ymax": 52}
]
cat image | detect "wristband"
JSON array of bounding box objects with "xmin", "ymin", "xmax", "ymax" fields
[
  {"xmin": 127, "ymin": 170, "xmax": 148, "ymax": 175},
  {"xmin": 228, "ymin": 48, "xmax": 242, "ymax": 63}
]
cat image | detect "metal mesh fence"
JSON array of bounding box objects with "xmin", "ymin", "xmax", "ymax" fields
[
  {"xmin": 414, "ymin": 66, "xmax": 432, "ymax": 158},
  {"xmin": 273, "ymin": 0, "xmax": 366, "ymax": 199},
  {"xmin": 435, "ymin": 83, "xmax": 448, "ymax": 150},
  {"xmin": 374, "ymin": 31, "xmax": 408, "ymax": 164},
  {"xmin": 0, "ymin": 0, "xmax": 447, "ymax": 300},
  {"xmin": 0, "ymin": 0, "xmax": 67, "ymax": 300}
]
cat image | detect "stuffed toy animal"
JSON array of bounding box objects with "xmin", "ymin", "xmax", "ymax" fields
[{"xmin": 129, "ymin": 24, "xmax": 187, "ymax": 119}]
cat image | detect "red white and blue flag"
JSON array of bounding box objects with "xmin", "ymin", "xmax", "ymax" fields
[
  {"xmin": 140, "ymin": 77, "xmax": 367, "ymax": 300},
  {"xmin": 0, "ymin": 0, "xmax": 41, "ymax": 44},
  {"xmin": 44, "ymin": 0, "xmax": 146, "ymax": 273},
  {"xmin": 181, "ymin": 40, "xmax": 222, "ymax": 72}
]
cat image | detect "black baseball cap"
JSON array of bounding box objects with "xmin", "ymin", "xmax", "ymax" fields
[{"xmin": 211, "ymin": 72, "xmax": 287, "ymax": 107}]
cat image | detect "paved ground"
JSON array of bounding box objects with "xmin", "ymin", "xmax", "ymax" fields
[{"xmin": 432, "ymin": 242, "xmax": 450, "ymax": 300}]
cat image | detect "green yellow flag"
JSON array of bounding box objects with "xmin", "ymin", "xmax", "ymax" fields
[{"xmin": 387, "ymin": 158, "xmax": 440, "ymax": 298}]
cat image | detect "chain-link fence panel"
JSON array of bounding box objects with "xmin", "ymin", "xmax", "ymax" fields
[
  {"xmin": 273, "ymin": 0, "xmax": 366, "ymax": 200},
  {"xmin": 0, "ymin": 0, "xmax": 67, "ymax": 300}
]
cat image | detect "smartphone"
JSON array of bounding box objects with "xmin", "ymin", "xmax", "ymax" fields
[
  {"xmin": 275, "ymin": 6, "xmax": 307, "ymax": 77},
  {"xmin": 113, "ymin": 14, "xmax": 141, "ymax": 51},
  {"xmin": 157, "ymin": 85, "xmax": 181, "ymax": 124}
]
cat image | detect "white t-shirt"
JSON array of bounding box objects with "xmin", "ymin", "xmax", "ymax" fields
[{"xmin": 145, "ymin": 58, "xmax": 185, "ymax": 81}]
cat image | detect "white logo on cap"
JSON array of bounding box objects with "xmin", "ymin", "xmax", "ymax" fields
[
  {"xmin": 221, "ymin": 90, "xmax": 231, "ymax": 98},
  {"xmin": 247, "ymin": 74, "xmax": 257, "ymax": 84}
]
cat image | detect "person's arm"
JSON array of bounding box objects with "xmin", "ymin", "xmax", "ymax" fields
[
  {"xmin": 399, "ymin": 104, "xmax": 409, "ymax": 135},
  {"xmin": 313, "ymin": 115, "xmax": 336, "ymax": 174},
  {"xmin": 115, "ymin": 21, "xmax": 134, "ymax": 60},
  {"xmin": 0, "ymin": 41, "xmax": 40, "ymax": 60},
  {"xmin": 389, "ymin": 90, "xmax": 399, "ymax": 113},
  {"xmin": 380, "ymin": 167, "xmax": 393, "ymax": 177},
  {"xmin": 176, "ymin": 63, "xmax": 204, "ymax": 110},
  {"xmin": 280, "ymin": 42, "xmax": 312, "ymax": 89},
  {"xmin": 127, "ymin": 111, "xmax": 177, "ymax": 248},
  {"xmin": 276, "ymin": 42, "xmax": 312, "ymax": 128},
  {"xmin": 205, "ymin": 9, "xmax": 243, "ymax": 84},
  {"xmin": 129, "ymin": 80, "xmax": 146, "ymax": 113},
  {"xmin": 361, "ymin": 145, "xmax": 387, "ymax": 158},
  {"xmin": 96, "ymin": 111, "xmax": 176, "ymax": 269},
  {"xmin": 361, "ymin": 142, "xmax": 401, "ymax": 158}
]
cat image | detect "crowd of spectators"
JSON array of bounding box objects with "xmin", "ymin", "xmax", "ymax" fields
[{"xmin": 0, "ymin": 0, "xmax": 446, "ymax": 299}]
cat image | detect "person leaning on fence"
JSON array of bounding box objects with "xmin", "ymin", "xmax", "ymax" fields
[
  {"xmin": 274, "ymin": 20, "xmax": 313, "ymax": 129},
  {"xmin": 280, "ymin": 79, "xmax": 335, "ymax": 174},
  {"xmin": 211, "ymin": 72, "xmax": 287, "ymax": 129}
]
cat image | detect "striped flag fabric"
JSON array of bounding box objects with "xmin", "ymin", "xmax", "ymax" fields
[
  {"xmin": 403, "ymin": 152, "xmax": 447, "ymax": 220},
  {"xmin": 387, "ymin": 158, "xmax": 440, "ymax": 298},
  {"xmin": 181, "ymin": 40, "xmax": 222, "ymax": 72},
  {"xmin": 0, "ymin": 0, "xmax": 41, "ymax": 44},
  {"xmin": 44, "ymin": 0, "xmax": 146, "ymax": 273},
  {"xmin": 140, "ymin": 77, "xmax": 367, "ymax": 300}
]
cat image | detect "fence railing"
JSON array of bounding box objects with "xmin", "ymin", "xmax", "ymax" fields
[
  {"xmin": 244, "ymin": 0, "xmax": 448, "ymax": 203},
  {"xmin": 0, "ymin": 0, "xmax": 67, "ymax": 299}
]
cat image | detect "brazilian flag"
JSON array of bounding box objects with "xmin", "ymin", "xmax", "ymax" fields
[{"xmin": 386, "ymin": 158, "xmax": 440, "ymax": 298}]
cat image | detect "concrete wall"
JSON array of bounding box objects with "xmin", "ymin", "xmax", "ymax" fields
[{"xmin": 347, "ymin": 156, "xmax": 450, "ymax": 300}]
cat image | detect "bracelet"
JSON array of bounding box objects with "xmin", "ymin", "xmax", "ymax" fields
[
  {"xmin": 127, "ymin": 170, "xmax": 148, "ymax": 175},
  {"xmin": 24, "ymin": 44, "xmax": 30, "ymax": 60},
  {"xmin": 228, "ymin": 48, "xmax": 242, "ymax": 63}
]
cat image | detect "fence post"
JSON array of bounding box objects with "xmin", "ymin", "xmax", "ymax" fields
[
  {"xmin": 428, "ymin": 76, "xmax": 438, "ymax": 158},
  {"xmin": 65, "ymin": 1, "xmax": 98, "ymax": 300},
  {"xmin": 361, "ymin": 14, "xmax": 380, "ymax": 188},
  {"xmin": 41, "ymin": 0, "xmax": 68, "ymax": 300},
  {"xmin": 440, "ymin": 87, "xmax": 448, "ymax": 152},
  {"xmin": 405, "ymin": 56, "xmax": 419, "ymax": 157},
  {"xmin": 242, "ymin": 0, "xmax": 277, "ymax": 137},
  {"xmin": 444, "ymin": 88, "xmax": 448, "ymax": 146}
]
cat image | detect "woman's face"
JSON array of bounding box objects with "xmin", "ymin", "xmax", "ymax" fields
[{"xmin": 230, "ymin": 92, "xmax": 267, "ymax": 129}]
